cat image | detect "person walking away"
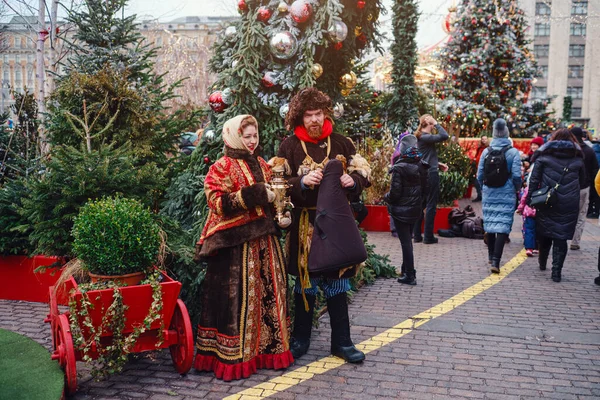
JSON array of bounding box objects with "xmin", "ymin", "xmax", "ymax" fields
[
  {"xmin": 477, "ymin": 118, "xmax": 522, "ymax": 273},
  {"xmin": 516, "ymin": 183, "xmax": 537, "ymax": 257},
  {"xmin": 277, "ymin": 88, "xmax": 371, "ymax": 363},
  {"xmin": 194, "ymin": 115, "xmax": 293, "ymax": 381},
  {"xmin": 385, "ymin": 134, "xmax": 429, "ymax": 285},
  {"xmin": 569, "ymin": 127, "xmax": 599, "ymax": 250},
  {"xmin": 526, "ymin": 129, "xmax": 585, "ymax": 282},
  {"xmin": 413, "ymin": 114, "xmax": 449, "ymax": 244}
]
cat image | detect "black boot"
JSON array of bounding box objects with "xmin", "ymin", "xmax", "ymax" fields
[
  {"xmin": 539, "ymin": 245, "xmax": 550, "ymax": 271},
  {"xmin": 490, "ymin": 257, "xmax": 500, "ymax": 274},
  {"xmin": 397, "ymin": 274, "xmax": 417, "ymax": 285},
  {"xmin": 551, "ymin": 245, "xmax": 567, "ymax": 282},
  {"xmin": 327, "ymin": 293, "xmax": 365, "ymax": 363},
  {"xmin": 290, "ymin": 293, "xmax": 315, "ymax": 359}
]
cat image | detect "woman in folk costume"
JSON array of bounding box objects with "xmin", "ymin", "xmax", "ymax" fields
[{"xmin": 194, "ymin": 115, "xmax": 293, "ymax": 381}]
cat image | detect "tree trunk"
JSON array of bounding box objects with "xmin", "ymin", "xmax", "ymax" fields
[
  {"xmin": 36, "ymin": 0, "xmax": 47, "ymax": 153},
  {"xmin": 48, "ymin": 0, "xmax": 59, "ymax": 93}
]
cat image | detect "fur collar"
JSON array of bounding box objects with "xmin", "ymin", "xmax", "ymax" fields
[{"xmin": 224, "ymin": 146, "xmax": 266, "ymax": 183}]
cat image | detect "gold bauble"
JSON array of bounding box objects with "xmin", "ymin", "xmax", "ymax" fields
[
  {"xmin": 278, "ymin": 1, "xmax": 289, "ymax": 13},
  {"xmin": 339, "ymin": 71, "xmax": 357, "ymax": 89},
  {"xmin": 367, "ymin": 13, "xmax": 374, "ymax": 21},
  {"xmin": 312, "ymin": 63, "xmax": 323, "ymax": 79},
  {"xmin": 340, "ymin": 88, "xmax": 351, "ymax": 97},
  {"xmin": 355, "ymin": 26, "xmax": 362, "ymax": 36}
]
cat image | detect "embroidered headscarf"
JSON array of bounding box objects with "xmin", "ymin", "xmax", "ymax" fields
[{"xmin": 222, "ymin": 115, "xmax": 259, "ymax": 152}]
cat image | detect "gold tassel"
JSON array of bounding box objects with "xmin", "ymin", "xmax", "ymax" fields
[{"xmin": 297, "ymin": 208, "xmax": 312, "ymax": 311}]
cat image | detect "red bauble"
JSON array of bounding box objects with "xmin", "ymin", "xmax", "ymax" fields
[
  {"xmin": 290, "ymin": 0, "xmax": 312, "ymax": 24},
  {"xmin": 462, "ymin": 36, "xmax": 467, "ymax": 41},
  {"xmin": 333, "ymin": 42, "xmax": 343, "ymax": 50},
  {"xmin": 203, "ymin": 157, "xmax": 210, "ymax": 164},
  {"xmin": 257, "ymin": 7, "xmax": 272, "ymax": 22},
  {"xmin": 209, "ymin": 91, "xmax": 227, "ymax": 113},
  {"xmin": 356, "ymin": 33, "xmax": 367, "ymax": 44},
  {"xmin": 238, "ymin": 0, "xmax": 248, "ymax": 12},
  {"xmin": 261, "ymin": 71, "xmax": 276, "ymax": 88},
  {"xmin": 357, "ymin": 0, "xmax": 366, "ymax": 9},
  {"xmin": 471, "ymin": 18, "xmax": 477, "ymax": 25},
  {"xmin": 373, "ymin": 91, "xmax": 379, "ymax": 98}
]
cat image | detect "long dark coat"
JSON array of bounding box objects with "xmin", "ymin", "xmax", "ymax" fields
[
  {"xmin": 277, "ymin": 132, "xmax": 369, "ymax": 277},
  {"xmin": 384, "ymin": 157, "xmax": 429, "ymax": 225},
  {"xmin": 526, "ymin": 140, "xmax": 585, "ymax": 240}
]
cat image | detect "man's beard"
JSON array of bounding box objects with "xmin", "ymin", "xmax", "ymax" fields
[{"xmin": 307, "ymin": 125, "xmax": 323, "ymax": 139}]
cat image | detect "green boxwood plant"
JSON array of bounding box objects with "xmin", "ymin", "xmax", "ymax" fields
[{"xmin": 72, "ymin": 197, "xmax": 160, "ymax": 276}]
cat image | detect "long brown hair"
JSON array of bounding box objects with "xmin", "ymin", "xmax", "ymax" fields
[
  {"xmin": 414, "ymin": 114, "xmax": 433, "ymax": 139},
  {"xmin": 550, "ymin": 128, "xmax": 577, "ymax": 145}
]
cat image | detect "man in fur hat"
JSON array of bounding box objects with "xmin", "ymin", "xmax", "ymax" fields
[{"xmin": 277, "ymin": 87, "xmax": 371, "ymax": 363}]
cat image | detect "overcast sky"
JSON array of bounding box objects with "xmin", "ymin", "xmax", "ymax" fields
[{"xmin": 123, "ymin": 0, "xmax": 455, "ymax": 50}]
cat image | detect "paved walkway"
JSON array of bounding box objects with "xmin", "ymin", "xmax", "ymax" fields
[{"xmin": 2, "ymin": 199, "xmax": 600, "ymax": 399}]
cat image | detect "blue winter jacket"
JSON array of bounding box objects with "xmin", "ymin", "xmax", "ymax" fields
[{"xmin": 476, "ymin": 138, "xmax": 522, "ymax": 234}]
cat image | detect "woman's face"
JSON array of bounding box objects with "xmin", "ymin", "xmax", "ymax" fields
[
  {"xmin": 530, "ymin": 143, "xmax": 540, "ymax": 152},
  {"xmin": 241, "ymin": 125, "xmax": 258, "ymax": 153}
]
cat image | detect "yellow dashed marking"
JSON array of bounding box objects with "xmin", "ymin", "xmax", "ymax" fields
[{"xmin": 224, "ymin": 249, "xmax": 528, "ymax": 400}]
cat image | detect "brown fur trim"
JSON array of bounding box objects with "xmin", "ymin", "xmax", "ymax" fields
[
  {"xmin": 198, "ymin": 217, "xmax": 278, "ymax": 257},
  {"xmin": 241, "ymin": 183, "xmax": 269, "ymax": 209},
  {"xmin": 285, "ymin": 87, "xmax": 333, "ymax": 131},
  {"xmin": 221, "ymin": 191, "xmax": 246, "ymax": 215}
]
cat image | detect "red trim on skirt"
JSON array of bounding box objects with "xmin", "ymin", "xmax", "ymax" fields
[{"xmin": 193, "ymin": 351, "xmax": 294, "ymax": 381}]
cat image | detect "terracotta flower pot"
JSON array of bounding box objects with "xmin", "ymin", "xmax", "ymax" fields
[{"xmin": 88, "ymin": 271, "xmax": 146, "ymax": 286}]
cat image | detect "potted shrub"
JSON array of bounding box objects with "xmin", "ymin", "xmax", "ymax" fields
[
  {"xmin": 360, "ymin": 134, "xmax": 395, "ymax": 231},
  {"xmin": 48, "ymin": 196, "xmax": 194, "ymax": 394},
  {"xmin": 72, "ymin": 196, "xmax": 161, "ymax": 285}
]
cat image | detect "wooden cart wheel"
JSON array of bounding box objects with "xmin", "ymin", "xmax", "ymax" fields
[
  {"xmin": 52, "ymin": 314, "xmax": 78, "ymax": 395},
  {"xmin": 45, "ymin": 287, "xmax": 60, "ymax": 349},
  {"xmin": 169, "ymin": 299, "xmax": 194, "ymax": 374}
]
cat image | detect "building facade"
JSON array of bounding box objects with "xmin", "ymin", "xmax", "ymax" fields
[
  {"xmin": 521, "ymin": 0, "xmax": 600, "ymax": 131},
  {"xmin": 0, "ymin": 15, "xmax": 234, "ymax": 113}
]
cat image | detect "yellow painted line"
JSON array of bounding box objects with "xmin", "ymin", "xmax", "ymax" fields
[{"xmin": 224, "ymin": 249, "xmax": 528, "ymax": 400}]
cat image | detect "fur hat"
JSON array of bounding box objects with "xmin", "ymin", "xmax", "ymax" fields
[
  {"xmin": 492, "ymin": 118, "xmax": 509, "ymax": 138},
  {"xmin": 531, "ymin": 137, "xmax": 544, "ymax": 146},
  {"xmin": 399, "ymin": 134, "xmax": 418, "ymax": 155},
  {"xmin": 285, "ymin": 87, "xmax": 333, "ymax": 130}
]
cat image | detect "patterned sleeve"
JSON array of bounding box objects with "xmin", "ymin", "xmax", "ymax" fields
[{"xmin": 204, "ymin": 158, "xmax": 269, "ymax": 216}]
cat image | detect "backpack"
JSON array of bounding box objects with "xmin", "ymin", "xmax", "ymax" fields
[
  {"xmin": 483, "ymin": 146, "xmax": 511, "ymax": 188},
  {"xmin": 461, "ymin": 216, "xmax": 484, "ymax": 239}
]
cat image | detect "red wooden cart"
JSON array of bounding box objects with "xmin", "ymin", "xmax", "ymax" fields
[{"xmin": 45, "ymin": 271, "xmax": 194, "ymax": 395}]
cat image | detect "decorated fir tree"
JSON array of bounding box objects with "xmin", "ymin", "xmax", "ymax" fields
[
  {"xmin": 164, "ymin": 0, "xmax": 385, "ymax": 237},
  {"xmin": 435, "ymin": 0, "xmax": 550, "ymax": 137},
  {"xmin": 386, "ymin": 0, "xmax": 419, "ymax": 134}
]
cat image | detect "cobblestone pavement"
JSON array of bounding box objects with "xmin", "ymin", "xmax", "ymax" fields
[{"xmin": 2, "ymin": 199, "xmax": 600, "ymax": 399}]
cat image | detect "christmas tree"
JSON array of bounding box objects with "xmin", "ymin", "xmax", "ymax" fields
[
  {"xmin": 386, "ymin": 0, "xmax": 419, "ymax": 134},
  {"xmin": 164, "ymin": 0, "xmax": 385, "ymax": 237},
  {"xmin": 435, "ymin": 0, "xmax": 549, "ymax": 137}
]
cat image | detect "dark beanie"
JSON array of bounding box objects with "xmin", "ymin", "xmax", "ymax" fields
[
  {"xmin": 492, "ymin": 118, "xmax": 509, "ymax": 138},
  {"xmin": 570, "ymin": 127, "xmax": 584, "ymax": 143}
]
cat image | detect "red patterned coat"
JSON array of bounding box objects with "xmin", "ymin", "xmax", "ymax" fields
[{"xmin": 197, "ymin": 147, "xmax": 278, "ymax": 257}]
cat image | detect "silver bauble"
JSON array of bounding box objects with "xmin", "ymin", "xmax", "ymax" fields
[
  {"xmin": 279, "ymin": 103, "xmax": 289, "ymax": 119},
  {"xmin": 224, "ymin": 26, "xmax": 237, "ymax": 41},
  {"xmin": 269, "ymin": 31, "xmax": 298, "ymax": 60},
  {"xmin": 222, "ymin": 88, "xmax": 233, "ymax": 105},
  {"xmin": 333, "ymin": 103, "xmax": 344, "ymax": 119},
  {"xmin": 231, "ymin": 60, "xmax": 239, "ymax": 69},
  {"xmin": 328, "ymin": 20, "xmax": 348, "ymax": 42},
  {"xmin": 203, "ymin": 129, "xmax": 216, "ymax": 142}
]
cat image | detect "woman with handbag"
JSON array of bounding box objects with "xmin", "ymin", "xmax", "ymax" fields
[{"xmin": 526, "ymin": 129, "xmax": 585, "ymax": 282}]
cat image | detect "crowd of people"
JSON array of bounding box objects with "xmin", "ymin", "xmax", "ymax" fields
[{"xmin": 190, "ymin": 87, "xmax": 600, "ymax": 382}]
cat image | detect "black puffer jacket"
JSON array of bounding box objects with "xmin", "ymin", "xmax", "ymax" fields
[
  {"xmin": 527, "ymin": 140, "xmax": 585, "ymax": 240},
  {"xmin": 384, "ymin": 157, "xmax": 429, "ymax": 224}
]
